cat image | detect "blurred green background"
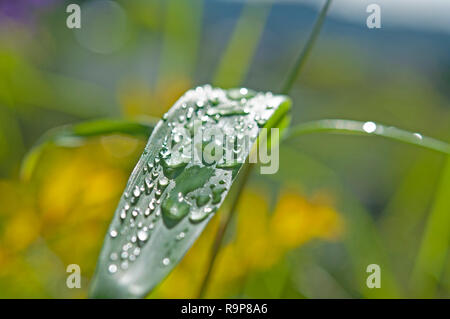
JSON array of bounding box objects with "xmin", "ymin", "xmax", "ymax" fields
[{"xmin": 0, "ymin": 0, "xmax": 449, "ymax": 298}]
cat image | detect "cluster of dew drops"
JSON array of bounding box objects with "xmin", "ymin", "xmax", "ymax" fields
[{"xmin": 106, "ymin": 85, "xmax": 281, "ymax": 275}]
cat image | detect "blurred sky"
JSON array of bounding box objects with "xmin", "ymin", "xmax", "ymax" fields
[{"xmin": 225, "ymin": 0, "xmax": 450, "ymax": 34}]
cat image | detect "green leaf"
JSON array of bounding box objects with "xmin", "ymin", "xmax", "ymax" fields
[
  {"xmin": 20, "ymin": 118, "xmax": 156, "ymax": 180},
  {"xmin": 410, "ymin": 156, "xmax": 450, "ymax": 297},
  {"xmin": 283, "ymin": 119, "xmax": 450, "ymax": 155},
  {"xmin": 88, "ymin": 85, "xmax": 291, "ymax": 298}
]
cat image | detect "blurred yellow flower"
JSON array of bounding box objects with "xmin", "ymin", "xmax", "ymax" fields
[
  {"xmin": 0, "ymin": 135, "xmax": 343, "ymax": 298},
  {"xmin": 0, "ymin": 136, "xmax": 144, "ymax": 297},
  {"xmin": 118, "ymin": 77, "xmax": 191, "ymax": 117},
  {"xmin": 271, "ymin": 190, "xmax": 344, "ymax": 248},
  {"xmin": 3, "ymin": 210, "xmax": 41, "ymax": 252},
  {"xmin": 153, "ymin": 187, "xmax": 343, "ymax": 298}
]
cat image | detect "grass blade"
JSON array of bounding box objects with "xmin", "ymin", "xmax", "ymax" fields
[
  {"xmin": 157, "ymin": 0, "xmax": 203, "ymax": 89},
  {"xmin": 410, "ymin": 156, "xmax": 450, "ymax": 297},
  {"xmin": 284, "ymin": 119, "xmax": 450, "ymax": 154},
  {"xmin": 280, "ymin": 0, "xmax": 333, "ymax": 94},
  {"xmin": 213, "ymin": 2, "xmax": 272, "ymax": 88},
  {"xmin": 88, "ymin": 85, "xmax": 291, "ymax": 298},
  {"xmin": 20, "ymin": 118, "xmax": 156, "ymax": 181}
]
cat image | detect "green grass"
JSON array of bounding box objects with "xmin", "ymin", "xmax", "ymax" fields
[{"xmin": 19, "ymin": 0, "xmax": 450, "ymax": 299}]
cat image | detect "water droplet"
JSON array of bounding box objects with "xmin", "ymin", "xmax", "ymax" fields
[
  {"xmin": 217, "ymin": 160, "xmax": 241, "ymax": 169},
  {"xmin": 162, "ymin": 258, "xmax": 170, "ymax": 266},
  {"xmin": 196, "ymin": 194, "xmax": 211, "ymax": 207},
  {"xmin": 133, "ymin": 186, "xmax": 141, "ymax": 198},
  {"xmin": 196, "ymin": 101, "xmax": 204, "ymax": 108},
  {"xmin": 108, "ymin": 264, "xmax": 118, "ymax": 274},
  {"xmin": 211, "ymin": 186, "xmax": 226, "ymax": 204},
  {"xmin": 149, "ymin": 199, "xmax": 156, "ymax": 210},
  {"xmin": 110, "ymin": 253, "xmax": 118, "ymax": 261},
  {"xmin": 121, "ymin": 261, "xmax": 129, "ymax": 270},
  {"xmin": 227, "ymin": 88, "xmax": 255, "ymax": 100},
  {"xmin": 176, "ymin": 232, "xmax": 185, "ymax": 241},
  {"xmin": 363, "ymin": 121, "xmax": 377, "ymax": 133},
  {"xmin": 110, "ymin": 230, "xmax": 118, "ymax": 238},
  {"xmin": 137, "ymin": 230, "xmax": 148, "ymax": 242},
  {"xmin": 189, "ymin": 206, "xmax": 214, "ymax": 223},
  {"xmin": 161, "ymin": 197, "xmax": 190, "ymax": 221},
  {"xmin": 145, "ymin": 178, "xmax": 154, "ymax": 194},
  {"xmin": 158, "ymin": 176, "xmax": 169, "ymax": 189}
]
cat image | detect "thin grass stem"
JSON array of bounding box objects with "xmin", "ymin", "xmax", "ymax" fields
[
  {"xmin": 197, "ymin": 163, "xmax": 254, "ymax": 298},
  {"xmin": 198, "ymin": 0, "xmax": 333, "ymax": 298},
  {"xmin": 283, "ymin": 119, "xmax": 450, "ymax": 154},
  {"xmin": 280, "ymin": 0, "xmax": 332, "ymax": 94}
]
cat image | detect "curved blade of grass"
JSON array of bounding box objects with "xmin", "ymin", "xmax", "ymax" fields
[
  {"xmin": 280, "ymin": 0, "xmax": 332, "ymax": 94},
  {"xmin": 157, "ymin": 0, "xmax": 203, "ymax": 89},
  {"xmin": 88, "ymin": 85, "xmax": 291, "ymax": 298},
  {"xmin": 213, "ymin": 2, "xmax": 272, "ymax": 87},
  {"xmin": 410, "ymin": 156, "xmax": 450, "ymax": 297},
  {"xmin": 20, "ymin": 118, "xmax": 156, "ymax": 181},
  {"xmin": 197, "ymin": 0, "xmax": 331, "ymax": 297},
  {"xmin": 283, "ymin": 119, "xmax": 450, "ymax": 154},
  {"xmin": 197, "ymin": 113, "xmax": 291, "ymax": 298}
]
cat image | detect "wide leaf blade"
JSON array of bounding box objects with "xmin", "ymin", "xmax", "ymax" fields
[{"xmin": 89, "ymin": 85, "xmax": 291, "ymax": 298}]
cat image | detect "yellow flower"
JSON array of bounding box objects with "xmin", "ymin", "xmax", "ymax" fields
[
  {"xmin": 0, "ymin": 137, "xmax": 144, "ymax": 297},
  {"xmin": 153, "ymin": 187, "xmax": 344, "ymax": 298},
  {"xmin": 117, "ymin": 77, "xmax": 191, "ymax": 117},
  {"xmin": 271, "ymin": 189, "xmax": 344, "ymax": 248}
]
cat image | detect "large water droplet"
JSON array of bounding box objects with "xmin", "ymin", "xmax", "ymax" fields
[
  {"xmin": 176, "ymin": 232, "xmax": 186, "ymax": 241},
  {"xmin": 196, "ymin": 194, "xmax": 211, "ymax": 207},
  {"xmin": 137, "ymin": 230, "xmax": 148, "ymax": 242},
  {"xmin": 227, "ymin": 88, "xmax": 255, "ymax": 100},
  {"xmin": 161, "ymin": 197, "xmax": 190, "ymax": 221},
  {"xmin": 211, "ymin": 186, "xmax": 226, "ymax": 204},
  {"xmin": 108, "ymin": 264, "xmax": 118, "ymax": 274},
  {"xmin": 109, "ymin": 230, "xmax": 118, "ymax": 238},
  {"xmin": 189, "ymin": 206, "xmax": 214, "ymax": 223}
]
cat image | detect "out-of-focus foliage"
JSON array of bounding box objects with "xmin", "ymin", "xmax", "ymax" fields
[
  {"xmin": 0, "ymin": 136, "xmax": 144, "ymax": 298},
  {"xmin": 0, "ymin": 0, "xmax": 449, "ymax": 298},
  {"xmin": 152, "ymin": 188, "xmax": 343, "ymax": 298}
]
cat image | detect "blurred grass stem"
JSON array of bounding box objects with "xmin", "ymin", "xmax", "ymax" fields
[
  {"xmin": 280, "ymin": 0, "xmax": 332, "ymax": 94},
  {"xmin": 199, "ymin": 0, "xmax": 333, "ymax": 298}
]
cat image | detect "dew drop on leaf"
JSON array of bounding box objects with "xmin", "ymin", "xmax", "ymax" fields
[{"xmin": 108, "ymin": 264, "xmax": 118, "ymax": 274}]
